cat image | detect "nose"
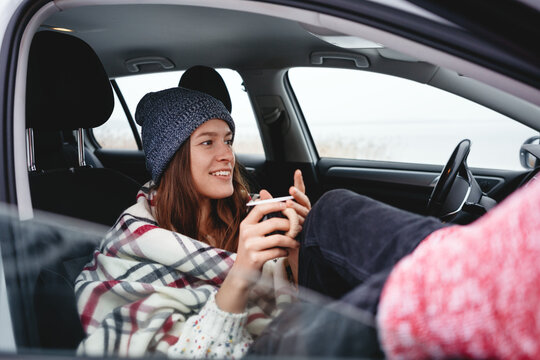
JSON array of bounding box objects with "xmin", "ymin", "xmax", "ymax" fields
[{"xmin": 216, "ymin": 142, "xmax": 234, "ymax": 162}]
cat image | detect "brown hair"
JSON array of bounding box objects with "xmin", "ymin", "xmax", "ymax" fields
[{"xmin": 153, "ymin": 137, "xmax": 250, "ymax": 252}]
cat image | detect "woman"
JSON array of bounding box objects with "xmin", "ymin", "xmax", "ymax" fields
[
  {"xmin": 75, "ymin": 87, "xmax": 311, "ymax": 358},
  {"xmin": 76, "ymin": 86, "xmax": 540, "ymax": 359}
]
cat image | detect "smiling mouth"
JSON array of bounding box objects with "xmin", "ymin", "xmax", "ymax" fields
[{"xmin": 210, "ymin": 170, "xmax": 231, "ymax": 176}]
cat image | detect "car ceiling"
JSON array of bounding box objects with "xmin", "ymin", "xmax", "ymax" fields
[
  {"xmin": 42, "ymin": 4, "xmax": 347, "ymax": 77},
  {"xmin": 35, "ymin": 2, "xmax": 540, "ymax": 130}
]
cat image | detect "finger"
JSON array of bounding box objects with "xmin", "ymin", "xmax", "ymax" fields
[
  {"xmin": 235, "ymin": 247, "xmax": 290, "ymax": 271},
  {"xmin": 259, "ymin": 189, "xmax": 273, "ymax": 200},
  {"xmin": 244, "ymin": 201, "xmax": 286, "ymax": 223},
  {"xmin": 282, "ymin": 207, "xmax": 301, "ymax": 238},
  {"xmin": 248, "ymin": 233, "xmax": 299, "ymax": 253},
  {"xmin": 257, "ymin": 217, "xmax": 291, "ymax": 235},
  {"xmin": 293, "ymin": 169, "xmax": 306, "ymax": 193},
  {"xmin": 258, "ymin": 247, "xmax": 290, "ymax": 262},
  {"xmin": 263, "ymin": 234, "xmax": 300, "ymax": 249},
  {"xmin": 286, "ymin": 199, "xmax": 310, "ymax": 218},
  {"xmin": 289, "ymin": 187, "xmax": 311, "ymax": 210}
]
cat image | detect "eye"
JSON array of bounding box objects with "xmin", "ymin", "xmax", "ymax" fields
[
  {"xmin": 201, "ymin": 140, "xmax": 213, "ymax": 146},
  {"xmin": 225, "ymin": 139, "xmax": 234, "ymax": 146}
]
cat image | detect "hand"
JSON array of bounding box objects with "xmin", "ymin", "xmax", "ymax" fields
[
  {"xmin": 235, "ymin": 190, "xmax": 299, "ymax": 272},
  {"xmin": 216, "ymin": 190, "xmax": 299, "ymax": 313},
  {"xmin": 287, "ymin": 169, "xmax": 311, "ymax": 225}
]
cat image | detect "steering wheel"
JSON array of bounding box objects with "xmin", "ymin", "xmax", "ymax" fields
[{"xmin": 427, "ymin": 139, "xmax": 473, "ymax": 220}]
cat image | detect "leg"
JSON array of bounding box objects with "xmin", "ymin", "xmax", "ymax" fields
[{"xmin": 298, "ymin": 189, "xmax": 447, "ymax": 300}]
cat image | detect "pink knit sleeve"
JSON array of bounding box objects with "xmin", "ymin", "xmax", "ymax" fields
[{"xmin": 377, "ymin": 177, "xmax": 540, "ymax": 360}]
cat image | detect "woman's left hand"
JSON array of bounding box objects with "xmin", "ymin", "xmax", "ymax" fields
[{"xmin": 287, "ymin": 169, "xmax": 311, "ymax": 225}]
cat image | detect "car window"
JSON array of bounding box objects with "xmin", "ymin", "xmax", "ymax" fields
[
  {"xmin": 93, "ymin": 89, "xmax": 139, "ymax": 150},
  {"xmin": 288, "ymin": 67, "xmax": 537, "ymax": 171},
  {"xmin": 93, "ymin": 69, "xmax": 264, "ymax": 155}
]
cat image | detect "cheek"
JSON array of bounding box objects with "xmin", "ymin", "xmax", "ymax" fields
[{"xmin": 189, "ymin": 151, "xmax": 204, "ymax": 182}]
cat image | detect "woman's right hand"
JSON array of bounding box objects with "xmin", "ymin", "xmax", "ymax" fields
[
  {"xmin": 216, "ymin": 190, "xmax": 299, "ymax": 313},
  {"xmin": 236, "ymin": 190, "xmax": 300, "ymax": 272}
]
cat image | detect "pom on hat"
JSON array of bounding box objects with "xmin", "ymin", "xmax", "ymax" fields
[{"xmin": 135, "ymin": 87, "xmax": 234, "ymax": 182}]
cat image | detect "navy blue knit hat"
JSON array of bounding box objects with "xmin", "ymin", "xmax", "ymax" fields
[{"xmin": 135, "ymin": 87, "xmax": 235, "ymax": 182}]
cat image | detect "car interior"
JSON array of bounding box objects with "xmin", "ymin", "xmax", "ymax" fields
[{"xmin": 1, "ymin": 0, "xmax": 539, "ymax": 356}]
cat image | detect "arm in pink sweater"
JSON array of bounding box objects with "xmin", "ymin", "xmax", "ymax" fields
[{"xmin": 378, "ymin": 177, "xmax": 540, "ymax": 360}]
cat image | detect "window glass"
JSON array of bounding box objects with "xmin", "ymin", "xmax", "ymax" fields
[
  {"xmin": 93, "ymin": 90, "xmax": 138, "ymax": 150},
  {"xmin": 288, "ymin": 67, "xmax": 537, "ymax": 170},
  {"xmin": 93, "ymin": 69, "xmax": 264, "ymax": 155}
]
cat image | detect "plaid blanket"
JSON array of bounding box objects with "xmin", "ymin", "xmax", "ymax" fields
[{"xmin": 75, "ymin": 182, "xmax": 293, "ymax": 357}]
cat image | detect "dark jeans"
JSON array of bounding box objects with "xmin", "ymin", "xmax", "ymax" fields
[
  {"xmin": 298, "ymin": 188, "xmax": 447, "ymax": 313},
  {"xmin": 249, "ymin": 189, "xmax": 447, "ymax": 358}
]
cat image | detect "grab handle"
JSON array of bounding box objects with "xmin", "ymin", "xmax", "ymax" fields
[{"xmin": 310, "ymin": 51, "xmax": 369, "ymax": 68}]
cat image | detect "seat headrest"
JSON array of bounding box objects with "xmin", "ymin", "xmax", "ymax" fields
[
  {"xmin": 178, "ymin": 65, "xmax": 232, "ymax": 112},
  {"xmin": 26, "ymin": 31, "xmax": 114, "ymax": 130}
]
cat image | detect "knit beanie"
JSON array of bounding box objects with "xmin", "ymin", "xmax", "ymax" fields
[{"xmin": 135, "ymin": 87, "xmax": 235, "ymax": 182}]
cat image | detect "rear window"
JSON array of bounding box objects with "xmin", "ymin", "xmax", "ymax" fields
[{"xmin": 94, "ymin": 69, "xmax": 264, "ymax": 155}]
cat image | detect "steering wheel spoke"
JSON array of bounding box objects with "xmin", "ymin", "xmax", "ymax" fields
[{"xmin": 427, "ymin": 139, "xmax": 495, "ymax": 222}]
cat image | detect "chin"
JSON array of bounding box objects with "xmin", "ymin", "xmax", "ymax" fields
[{"xmin": 209, "ymin": 188, "xmax": 235, "ymax": 200}]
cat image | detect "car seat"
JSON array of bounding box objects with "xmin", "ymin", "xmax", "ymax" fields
[
  {"xmin": 32, "ymin": 129, "xmax": 103, "ymax": 170},
  {"xmin": 179, "ymin": 65, "xmax": 232, "ymax": 112},
  {"xmin": 22, "ymin": 30, "xmax": 141, "ymax": 350},
  {"xmin": 26, "ymin": 30, "xmax": 141, "ymax": 227}
]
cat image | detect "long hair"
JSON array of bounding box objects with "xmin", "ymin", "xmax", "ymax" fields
[{"xmin": 153, "ymin": 137, "xmax": 250, "ymax": 252}]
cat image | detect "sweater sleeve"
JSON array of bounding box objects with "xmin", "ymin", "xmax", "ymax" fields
[
  {"xmin": 168, "ymin": 292, "xmax": 252, "ymax": 359},
  {"xmin": 377, "ymin": 178, "xmax": 540, "ymax": 360}
]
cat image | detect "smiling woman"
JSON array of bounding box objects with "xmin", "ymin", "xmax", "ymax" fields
[
  {"xmin": 1, "ymin": 0, "xmax": 540, "ymax": 358},
  {"xmin": 75, "ymin": 86, "xmax": 308, "ymax": 358}
]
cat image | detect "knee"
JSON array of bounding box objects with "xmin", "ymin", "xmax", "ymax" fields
[
  {"xmin": 306, "ymin": 189, "xmax": 356, "ymax": 228},
  {"xmin": 313, "ymin": 189, "xmax": 357, "ymax": 213},
  {"xmin": 307, "ymin": 189, "xmax": 374, "ymax": 229}
]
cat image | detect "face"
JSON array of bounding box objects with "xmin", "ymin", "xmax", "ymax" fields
[{"xmin": 190, "ymin": 119, "xmax": 235, "ymax": 201}]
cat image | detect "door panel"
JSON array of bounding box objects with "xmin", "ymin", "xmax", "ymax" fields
[{"xmin": 316, "ymin": 158, "xmax": 527, "ymax": 216}]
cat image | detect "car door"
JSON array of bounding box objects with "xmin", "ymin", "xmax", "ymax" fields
[
  {"xmin": 251, "ymin": 0, "xmax": 540, "ymax": 217},
  {"xmin": 285, "ymin": 66, "xmax": 537, "ymax": 215}
]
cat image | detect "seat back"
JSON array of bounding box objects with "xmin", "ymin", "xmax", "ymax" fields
[
  {"xmin": 33, "ymin": 129, "xmax": 103, "ymax": 171},
  {"xmin": 0, "ymin": 208, "xmax": 104, "ymax": 351},
  {"xmin": 26, "ymin": 31, "xmax": 141, "ymax": 225},
  {"xmin": 33, "ymin": 234, "xmax": 98, "ymax": 349},
  {"xmin": 19, "ymin": 31, "xmax": 141, "ymax": 351}
]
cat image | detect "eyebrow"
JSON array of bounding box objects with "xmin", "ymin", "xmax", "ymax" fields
[{"xmin": 193, "ymin": 130, "xmax": 233, "ymax": 138}]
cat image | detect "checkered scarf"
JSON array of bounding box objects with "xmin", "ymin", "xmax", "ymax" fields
[{"xmin": 75, "ymin": 182, "xmax": 293, "ymax": 357}]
